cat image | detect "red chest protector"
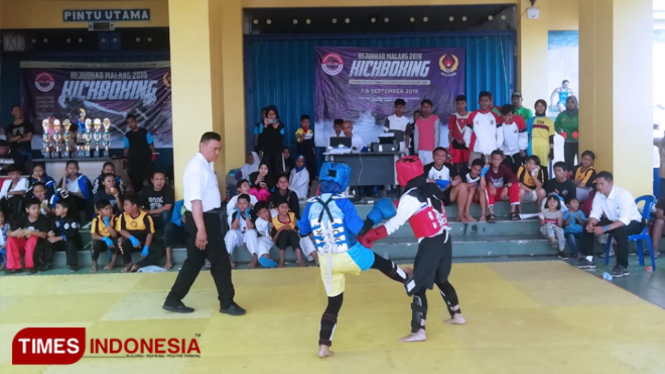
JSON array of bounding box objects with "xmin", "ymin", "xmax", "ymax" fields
[{"xmin": 408, "ymin": 200, "xmax": 450, "ymax": 239}]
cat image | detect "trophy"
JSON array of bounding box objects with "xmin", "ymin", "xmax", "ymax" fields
[
  {"xmin": 41, "ymin": 119, "xmax": 51, "ymax": 157},
  {"xmin": 62, "ymin": 119, "xmax": 72, "ymax": 158},
  {"xmin": 93, "ymin": 118, "xmax": 102, "ymax": 157},
  {"xmin": 102, "ymin": 118, "xmax": 111, "ymax": 157},
  {"xmin": 84, "ymin": 118, "xmax": 92, "ymax": 155},
  {"xmin": 53, "ymin": 119, "xmax": 62, "ymax": 157}
]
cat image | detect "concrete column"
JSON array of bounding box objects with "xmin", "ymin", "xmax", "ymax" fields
[{"xmin": 579, "ymin": 0, "xmax": 653, "ymax": 196}]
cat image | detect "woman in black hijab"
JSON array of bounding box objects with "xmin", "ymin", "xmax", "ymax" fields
[{"xmin": 259, "ymin": 105, "xmax": 285, "ymax": 174}]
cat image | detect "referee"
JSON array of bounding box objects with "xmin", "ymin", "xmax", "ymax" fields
[{"xmin": 163, "ymin": 132, "xmax": 246, "ymax": 316}]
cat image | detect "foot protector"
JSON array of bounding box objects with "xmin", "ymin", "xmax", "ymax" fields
[{"xmin": 259, "ymin": 256, "xmax": 277, "ymax": 268}]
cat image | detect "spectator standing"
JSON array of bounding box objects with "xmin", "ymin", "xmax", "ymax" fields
[
  {"xmin": 0, "ymin": 139, "xmax": 24, "ymax": 175},
  {"xmin": 384, "ymin": 99, "xmax": 411, "ymax": 153},
  {"xmin": 464, "ymin": 91, "xmax": 504, "ymax": 165},
  {"xmin": 575, "ymin": 172, "xmax": 644, "ymax": 277},
  {"xmin": 511, "ymin": 92, "xmax": 533, "ymax": 121},
  {"xmin": 499, "ymin": 104, "xmax": 528, "ymax": 173},
  {"xmin": 405, "ymin": 110, "xmax": 421, "ymax": 156},
  {"xmin": 526, "ymin": 100, "xmax": 555, "ymax": 167},
  {"xmin": 414, "ymin": 100, "xmax": 440, "ymax": 165},
  {"xmin": 448, "ymin": 95, "xmax": 471, "ymax": 172},
  {"xmin": 164, "ymin": 132, "xmax": 245, "ymax": 315},
  {"xmin": 554, "ymin": 96, "xmax": 580, "ymax": 171},
  {"xmin": 124, "ymin": 114, "xmax": 156, "ymax": 193},
  {"xmin": 253, "ymin": 107, "xmax": 267, "ymax": 155},
  {"xmin": 295, "ymin": 115, "xmax": 317, "ymax": 177},
  {"xmin": 259, "ymin": 105, "xmax": 285, "ymax": 174},
  {"xmin": 6, "ymin": 105, "xmax": 33, "ymax": 171}
]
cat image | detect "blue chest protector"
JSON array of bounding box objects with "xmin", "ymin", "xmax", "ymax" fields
[{"xmin": 307, "ymin": 194, "xmax": 353, "ymax": 255}]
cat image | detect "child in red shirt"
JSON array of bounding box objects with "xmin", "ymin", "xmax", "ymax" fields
[{"xmin": 484, "ymin": 150, "xmax": 520, "ymax": 222}]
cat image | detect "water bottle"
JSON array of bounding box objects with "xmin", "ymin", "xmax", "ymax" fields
[{"xmin": 602, "ymin": 272, "xmax": 613, "ymax": 281}]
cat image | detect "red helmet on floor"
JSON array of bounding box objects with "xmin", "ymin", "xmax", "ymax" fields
[{"xmin": 396, "ymin": 156, "xmax": 424, "ymax": 188}]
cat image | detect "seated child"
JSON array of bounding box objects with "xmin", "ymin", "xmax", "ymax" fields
[
  {"xmin": 563, "ymin": 198, "xmax": 586, "ymax": 259},
  {"xmin": 459, "ymin": 159, "xmax": 488, "ymax": 222},
  {"xmin": 57, "ymin": 160, "xmax": 93, "ymax": 220},
  {"xmin": 485, "ymin": 150, "xmax": 520, "ymax": 222},
  {"xmin": 224, "ymin": 194, "xmax": 256, "ymax": 269},
  {"xmin": 539, "ymin": 195, "xmax": 567, "ymax": 260},
  {"xmin": 517, "ymin": 155, "xmax": 547, "ymax": 210},
  {"xmin": 271, "ymin": 199, "xmax": 305, "ymax": 268},
  {"xmin": 162, "ymin": 200, "xmax": 187, "ymax": 270},
  {"xmin": 28, "ymin": 163, "xmax": 56, "ymax": 198},
  {"xmin": 226, "ymin": 179, "xmax": 258, "ymax": 226},
  {"xmin": 90, "ymin": 200, "xmax": 120, "ymax": 272},
  {"xmin": 94, "ymin": 173, "xmax": 124, "ymax": 214},
  {"xmin": 249, "ymin": 163, "xmax": 275, "ymax": 201},
  {"xmin": 31, "ymin": 182, "xmax": 54, "ymax": 216},
  {"xmin": 0, "ymin": 165, "xmax": 29, "ymax": 219},
  {"xmin": 116, "ymin": 194, "xmax": 164, "ymax": 272},
  {"xmin": 5, "ymin": 197, "xmax": 50, "ymax": 274},
  {"xmin": 47, "ymin": 199, "xmax": 83, "ymax": 272},
  {"xmin": 248, "ymin": 201, "xmax": 278, "ymax": 268},
  {"xmin": 289, "ymin": 155, "xmax": 310, "ymax": 200},
  {"xmin": 92, "ymin": 161, "xmax": 126, "ymax": 195},
  {"xmin": 139, "ymin": 171, "xmax": 174, "ymax": 229},
  {"xmin": 268, "ymin": 174, "xmax": 301, "ymax": 219}
]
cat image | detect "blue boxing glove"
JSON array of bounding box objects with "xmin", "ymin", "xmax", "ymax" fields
[
  {"xmin": 102, "ymin": 216, "xmax": 111, "ymax": 226},
  {"xmin": 234, "ymin": 207, "xmax": 241, "ymax": 218},
  {"xmin": 480, "ymin": 166, "xmax": 490, "ymax": 177},
  {"xmin": 129, "ymin": 235, "xmax": 140, "ymax": 248},
  {"xmin": 141, "ymin": 245, "xmax": 149, "ymax": 257},
  {"xmin": 244, "ymin": 207, "xmax": 252, "ymax": 217},
  {"xmin": 102, "ymin": 237, "xmax": 114, "ymax": 248},
  {"xmin": 435, "ymin": 179, "xmax": 451, "ymax": 190},
  {"xmin": 367, "ymin": 198, "xmax": 397, "ymax": 224}
]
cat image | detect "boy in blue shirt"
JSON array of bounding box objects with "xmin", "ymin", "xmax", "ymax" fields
[{"xmin": 563, "ymin": 198, "xmax": 586, "ymax": 258}]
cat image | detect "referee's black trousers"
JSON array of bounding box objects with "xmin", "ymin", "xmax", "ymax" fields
[{"xmin": 166, "ymin": 211, "xmax": 235, "ymax": 308}]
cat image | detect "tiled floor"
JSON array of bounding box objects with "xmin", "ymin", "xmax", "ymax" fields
[{"xmin": 1, "ymin": 261, "xmax": 665, "ymax": 374}]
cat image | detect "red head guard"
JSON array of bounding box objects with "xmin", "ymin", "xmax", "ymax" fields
[{"xmin": 396, "ymin": 156, "xmax": 424, "ymax": 188}]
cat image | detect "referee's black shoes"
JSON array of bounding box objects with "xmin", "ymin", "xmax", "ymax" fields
[
  {"xmin": 220, "ymin": 302, "xmax": 246, "ymax": 316},
  {"xmin": 162, "ymin": 301, "xmax": 195, "ymax": 314}
]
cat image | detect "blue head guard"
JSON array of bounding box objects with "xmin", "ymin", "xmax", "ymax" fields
[{"xmin": 319, "ymin": 162, "xmax": 350, "ymax": 194}]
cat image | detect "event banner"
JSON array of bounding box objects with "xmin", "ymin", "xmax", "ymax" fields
[
  {"xmin": 315, "ymin": 47, "xmax": 465, "ymax": 147},
  {"xmin": 20, "ymin": 61, "xmax": 172, "ymax": 148}
]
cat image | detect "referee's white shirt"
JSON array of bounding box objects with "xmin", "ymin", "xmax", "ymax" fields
[{"xmin": 183, "ymin": 152, "xmax": 221, "ymax": 212}]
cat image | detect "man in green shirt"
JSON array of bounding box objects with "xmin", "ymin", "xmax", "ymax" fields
[{"xmin": 511, "ymin": 92, "xmax": 533, "ymax": 121}]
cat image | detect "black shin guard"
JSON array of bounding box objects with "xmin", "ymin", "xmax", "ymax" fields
[
  {"xmin": 371, "ymin": 252, "xmax": 408, "ymax": 283},
  {"xmin": 319, "ymin": 294, "xmax": 343, "ymax": 346},
  {"xmin": 437, "ymin": 281, "xmax": 461, "ymax": 318},
  {"xmin": 410, "ymin": 293, "xmax": 428, "ymax": 333}
]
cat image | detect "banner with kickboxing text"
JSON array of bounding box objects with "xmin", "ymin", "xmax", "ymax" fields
[
  {"xmin": 314, "ymin": 47, "xmax": 465, "ymax": 147},
  {"xmin": 20, "ymin": 61, "xmax": 173, "ymax": 149}
]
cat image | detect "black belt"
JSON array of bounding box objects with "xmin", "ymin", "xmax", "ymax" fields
[{"xmin": 185, "ymin": 208, "xmax": 222, "ymax": 215}]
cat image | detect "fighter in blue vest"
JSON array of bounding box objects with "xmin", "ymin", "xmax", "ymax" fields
[
  {"xmin": 299, "ymin": 162, "xmax": 410, "ymax": 358},
  {"xmin": 359, "ymin": 155, "xmax": 466, "ymax": 343}
]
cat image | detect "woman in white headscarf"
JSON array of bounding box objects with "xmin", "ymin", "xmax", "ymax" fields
[
  {"xmin": 289, "ymin": 155, "xmax": 310, "ymax": 200},
  {"xmin": 239, "ymin": 151, "xmax": 260, "ymax": 180}
]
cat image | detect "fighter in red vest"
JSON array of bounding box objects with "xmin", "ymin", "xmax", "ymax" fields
[{"xmin": 358, "ymin": 155, "xmax": 466, "ymax": 342}]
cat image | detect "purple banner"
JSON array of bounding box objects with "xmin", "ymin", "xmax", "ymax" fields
[
  {"xmin": 20, "ymin": 61, "xmax": 172, "ymax": 149},
  {"xmin": 315, "ymin": 47, "xmax": 465, "ymax": 147}
]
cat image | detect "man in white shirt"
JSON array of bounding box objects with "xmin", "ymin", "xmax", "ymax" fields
[
  {"xmin": 575, "ymin": 172, "xmax": 644, "ymax": 277},
  {"xmin": 164, "ymin": 132, "xmax": 246, "ymax": 315},
  {"xmin": 384, "ymin": 99, "xmax": 411, "ymax": 153},
  {"xmin": 341, "ymin": 120, "xmax": 364, "ymax": 152}
]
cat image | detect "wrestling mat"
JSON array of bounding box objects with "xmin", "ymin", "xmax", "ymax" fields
[{"xmin": 1, "ymin": 261, "xmax": 664, "ymax": 374}]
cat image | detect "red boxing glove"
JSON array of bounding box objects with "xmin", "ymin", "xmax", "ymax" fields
[
  {"xmin": 151, "ymin": 153, "xmax": 158, "ymax": 162},
  {"xmin": 358, "ymin": 226, "xmax": 388, "ymax": 249}
]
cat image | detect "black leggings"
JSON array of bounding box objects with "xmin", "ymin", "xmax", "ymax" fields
[
  {"xmin": 275, "ymin": 230, "xmax": 300, "ymax": 251},
  {"xmin": 564, "ymin": 142, "xmax": 578, "ymax": 172},
  {"xmin": 318, "ymin": 252, "xmax": 408, "ymax": 346}
]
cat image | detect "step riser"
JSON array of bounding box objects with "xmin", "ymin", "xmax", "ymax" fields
[
  {"xmin": 46, "ymin": 242, "xmax": 626, "ymax": 268},
  {"xmin": 338, "ymin": 202, "xmax": 540, "ymax": 218}
]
